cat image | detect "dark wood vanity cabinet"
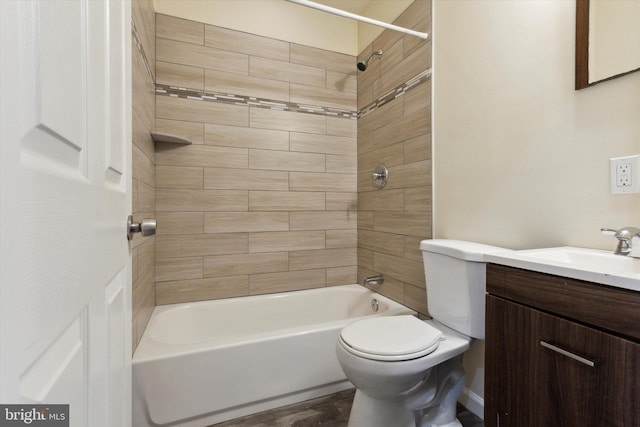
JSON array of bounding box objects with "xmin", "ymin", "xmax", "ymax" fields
[{"xmin": 485, "ymin": 264, "xmax": 640, "ymax": 427}]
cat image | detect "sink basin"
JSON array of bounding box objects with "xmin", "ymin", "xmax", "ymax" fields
[
  {"xmin": 516, "ymin": 247, "xmax": 640, "ymax": 275},
  {"xmin": 485, "ymin": 246, "xmax": 640, "ymax": 292}
]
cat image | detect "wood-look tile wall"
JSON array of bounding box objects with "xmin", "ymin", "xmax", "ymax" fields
[
  {"xmin": 132, "ymin": 0, "xmax": 156, "ymax": 351},
  {"xmin": 155, "ymin": 15, "xmax": 358, "ymax": 305},
  {"xmin": 357, "ymin": 0, "xmax": 432, "ymax": 316}
]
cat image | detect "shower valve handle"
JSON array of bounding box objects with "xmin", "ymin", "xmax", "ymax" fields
[{"xmin": 371, "ymin": 164, "xmax": 389, "ymax": 189}]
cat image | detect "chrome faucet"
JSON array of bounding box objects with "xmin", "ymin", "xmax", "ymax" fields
[{"xmin": 601, "ymin": 227, "xmax": 640, "ymax": 255}]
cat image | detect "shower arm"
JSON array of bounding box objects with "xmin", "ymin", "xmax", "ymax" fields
[{"xmin": 285, "ymin": 0, "xmax": 429, "ymax": 40}]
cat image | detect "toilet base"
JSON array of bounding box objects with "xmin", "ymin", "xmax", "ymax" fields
[
  {"xmin": 346, "ymin": 358, "xmax": 466, "ymax": 427},
  {"xmin": 346, "ymin": 391, "xmax": 464, "ymax": 427},
  {"xmin": 416, "ymin": 358, "xmax": 466, "ymax": 427},
  {"xmin": 347, "ymin": 390, "xmax": 416, "ymax": 427}
]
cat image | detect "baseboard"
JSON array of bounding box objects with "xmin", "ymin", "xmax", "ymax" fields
[{"xmin": 458, "ymin": 387, "xmax": 484, "ymax": 420}]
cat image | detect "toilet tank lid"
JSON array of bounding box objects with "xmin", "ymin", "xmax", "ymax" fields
[{"xmin": 420, "ymin": 239, "xmax": 507, "ymax": 262}]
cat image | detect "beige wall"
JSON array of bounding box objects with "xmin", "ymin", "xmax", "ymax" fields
[
  {"xmin": 152, "ymin": 0, "xmax": 414, "ymax": 55},
  {"xmin": 131, "ymin": 0, "xmax": 156, "ymax": 351},
  {"xmin": 433, "ymin": 0, "xmax": 640, "ymax": 411},
  {"xmin": 358, "ymin": 0, "xmax": 416, "ymax": 53},
  {"xmin": 433, "ymin": 0, "xmax": 640, "ymax": 251},
  {"xmin": 357, "ymin": 0, "xmax": 431, "ymax": 316},
  {"xmin": 153, "ymin": 0, "xmax": 358, "ymax": 55},
  {"xmin": 154, "ymin": 15, "xmax": 358, "ymax": 305}
]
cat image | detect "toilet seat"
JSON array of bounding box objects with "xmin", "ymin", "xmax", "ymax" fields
[{"xmin": 339, "ymin": 315, "xmax": 442, "ymax": 361}]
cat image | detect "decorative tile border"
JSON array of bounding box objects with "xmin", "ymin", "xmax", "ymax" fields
[
  {"xmin": 357, "ymin": 68, "xmax": 432, "ymax": 119},
  {"xmin": 155, "ymin": 84, "xmax": 358, "ymax": 120},
  {"xmin": 154, "ymin": 68, "xmax": 432, "ymax": 121},
  {"xmin": 132, "ymin": 19, "xmax": 154, "ymax": 82}
]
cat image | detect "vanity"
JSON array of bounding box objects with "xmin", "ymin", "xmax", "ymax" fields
[{"xmin": 483, "ymin": 247, "xmax": 640, "ymax": 427}]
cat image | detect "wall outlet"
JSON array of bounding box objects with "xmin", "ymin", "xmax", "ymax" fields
[{"xmin": 610, "ymin": 155, "xmax": 640, "ymax": 194}]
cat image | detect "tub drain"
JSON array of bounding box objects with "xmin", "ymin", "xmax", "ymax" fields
[{"xmin": 371, "ymin": 298, "xmax": 379, "ymax": 312}]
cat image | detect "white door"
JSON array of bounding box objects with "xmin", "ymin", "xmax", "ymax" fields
[{"xmin": 0, "ymin": 0, "xmax": 132, "ymax": 426}]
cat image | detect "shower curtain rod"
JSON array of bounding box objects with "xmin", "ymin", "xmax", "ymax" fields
[{"xmin": 285, "ymin": 0, "xmax": 429, "ymax": 40}]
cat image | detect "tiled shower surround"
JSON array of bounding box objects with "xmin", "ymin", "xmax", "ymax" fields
[
  {"xmin": 357, "ymin": 0, "xmax": 432, "ymax": 315},
  {"xmin": 154, "ymin": 14, "xmax": 359, "ymax": 304},
  {"xmin": 148, "ymin": 0, "xmax": 432, "ymax": 317}
]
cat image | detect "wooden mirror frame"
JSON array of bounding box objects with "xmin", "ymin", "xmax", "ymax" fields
[
  {"xmin": 576, "ymin": 0, "xmax": 640, "ymax": 90},
  {"xmin": 575, "ymin": 0, "xmax": 590, "ymax": 89}
]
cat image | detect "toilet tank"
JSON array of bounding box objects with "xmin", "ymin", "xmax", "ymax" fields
[{"xmin": 420, "ymin": 239, "xmax": 506, "ymax": 339}]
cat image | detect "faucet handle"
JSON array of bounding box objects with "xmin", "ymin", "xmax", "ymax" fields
[
  {"xmin": 602, "ymin": 227, "xmax": 640, "ymax": 256},
  {"xmin": 601, "ymin": 227, "xmax": 640, "ymax": 239}
]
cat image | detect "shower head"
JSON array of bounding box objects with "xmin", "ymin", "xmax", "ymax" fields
[{"xmin": 357, "ymin": 50, "xmax": 383, "ymax": 71}]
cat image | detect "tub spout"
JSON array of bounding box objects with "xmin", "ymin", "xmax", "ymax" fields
[{"xmin": 363, "ymin": 275, "xmax": 384, "ymax": 287}]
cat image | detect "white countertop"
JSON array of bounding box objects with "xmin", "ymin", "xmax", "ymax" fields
[{"xmin": 485, "ymin": 247, "xmax": 640, "ymax": 293}]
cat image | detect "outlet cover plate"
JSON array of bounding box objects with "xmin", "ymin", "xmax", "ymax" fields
[{"xmin": 610, "ymin": 155, "xmax": 640, "ymax": 194}]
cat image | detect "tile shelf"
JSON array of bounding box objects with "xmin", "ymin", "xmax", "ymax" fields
[{"xmin": 151, "ymin": 132, "xmax": 192, "ymax": 145}]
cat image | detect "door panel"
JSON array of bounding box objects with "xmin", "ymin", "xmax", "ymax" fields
[
  {"xmin": 19, "ymin": 0, "xmax": 87, "ymax": 175},
  {"xmin": 106, "ymin": 0, "xmax": 127, "ymax": 184},
  {"xmin": 0, "ymin": 1, "xmax": 132, "ymax": 426},
  {"xmin": 106, "ymin": 270, "xmax": 128, "ymax": 427},
  {"xmin": 18, "ymin": 315, "xmax": 86, "ymax": 408}
]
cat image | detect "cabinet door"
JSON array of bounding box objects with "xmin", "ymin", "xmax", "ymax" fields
[
  {"xmin": 486, "ymin": 295, "xmax": 640, "ymax": 427},
  {"xmin": 486, "ymin": 295, "xmax": 537, "ymax": 426}
]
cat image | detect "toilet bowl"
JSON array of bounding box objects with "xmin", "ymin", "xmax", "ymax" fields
[
  {"xmin": 336, "ymin": 240, "xmax": 506, "ymax": 427},
  {"xmin": 336, "ymin": 316, "xmax": 470, "ymax": 427}
]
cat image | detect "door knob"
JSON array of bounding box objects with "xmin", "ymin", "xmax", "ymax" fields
[{"xmin": 127, "ymin": 215, "xmax": 156, "ymax": 240}]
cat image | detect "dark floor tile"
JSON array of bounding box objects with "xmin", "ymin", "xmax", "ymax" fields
[
  {"xmin": 212, "ymin": 389, "xmax": 484, "ymax": 427},
  {"xmin": 457, "ymin": 404, "xmax": 485, "ymax": 427}
]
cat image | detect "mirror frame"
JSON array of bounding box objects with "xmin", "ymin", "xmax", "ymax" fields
[{"xmin": 575, "ymin": 0, "xmax": 640, "ymax": 90}]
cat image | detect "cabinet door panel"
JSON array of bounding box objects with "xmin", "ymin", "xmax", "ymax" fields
[
  {"xmin": 486, "ymin": 296, "xmax": 538, "ymax": 427},
  {"xmin": 535, "ymin": 312, "xmax": 605, "ymax": 427},
  {"xmin": 535, "ymin": 309, "xmax": 640, "ymax": 427},
  {"xmin": 486, "ymin": 295, "xmax": 640, "ymax": 427},
  {"xmin": 484, "ymin": 295, "xmax": 503, "ymax": 426}
]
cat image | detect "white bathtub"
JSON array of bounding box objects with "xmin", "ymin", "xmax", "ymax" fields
[{"xmin": 132, "ymin": 284, "xmax": 415, "ymax": 427}]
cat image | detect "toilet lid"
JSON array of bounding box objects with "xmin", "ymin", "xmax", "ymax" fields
[{"xmin": 340, "ymin": 315, "xmax": 442, "ymax": 361}]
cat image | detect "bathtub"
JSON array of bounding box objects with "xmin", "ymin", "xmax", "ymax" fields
[{"xmin": 132, "ymin": 284, "xmax": 415, "ymax": 427}]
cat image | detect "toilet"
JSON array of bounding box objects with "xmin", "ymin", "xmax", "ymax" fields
[{"xmin": 336, "ymin": 239, "xmax": 505, "ymax": 427}]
